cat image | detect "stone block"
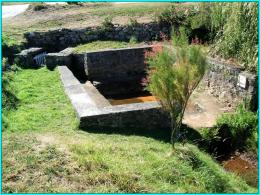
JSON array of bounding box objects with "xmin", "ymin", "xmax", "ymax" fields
[
  {"xmin": 15, "ymin": 47, "xmax": 44, "ymax": 68},
  {"xmin": 45, "ymin": 47, "xmax": 74, "ymax": 70}
]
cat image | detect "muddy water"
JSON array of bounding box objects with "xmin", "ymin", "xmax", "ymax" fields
[
  {"xmin": 222, "ymin": 155, "xmax": 258, "ymax": 188},
  {"xmin": 109, "ymin": 95, "xmax": 157, "ymax": 105}
]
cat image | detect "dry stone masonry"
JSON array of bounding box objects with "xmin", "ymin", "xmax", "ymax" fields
[
  {"xmin": 24, "ymin": 23, "xmax": 170, "ymax": 51},
  {"xmin": 205, "ymin": 57, "xmax": 258, "ymax": 110}
]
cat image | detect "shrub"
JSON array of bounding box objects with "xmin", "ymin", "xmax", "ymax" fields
[
  {"xmin": 156, "ymin": 5, "xmax": 198, "ymax": 27},
  {"xmin": 2, "ymin": 65, "xmax": 19, "ymax": 111},
  {"xmin": 28, "ymin": 3, "xmax": 49, "ymax": 11},
  {"xmin": 2, "ymin": 60, "xmax": 20, "ymax": 131},
  {"xmin": 200, "ymin": 102, "xmax": 258, "ymax": 156},
  {"xmin": 101, "ymin": 16, "xmax": 114, "ymax": 30},
  {"xmin": 129, "ymin": 36, "xmax": 138, "ymax": 44},
  {"xmin": 155, "ymin": 5, "xmax": 188, "ymax": 27},
  {"xmin": 2, "ymin": 33, "xmax": 24, "ymax": 63},
  {"xmin": 146, "ymin": 27, "xmax": 207, "ymax": 149},
  {"xmin": 128, "ymin": 18, "xmax": 138, "ymax": 27},
  {"xmin": 216, "ymin": 104, "xmax": 258, "ymax": 151}
]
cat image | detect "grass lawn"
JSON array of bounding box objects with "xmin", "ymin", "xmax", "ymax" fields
[
  {"xmin": 2, "ymin": 67, "xmax": 256, "ymax": 193},
  {"xmin": 73, "ymin": 40, "xmax": 144, "ymax": 53}
]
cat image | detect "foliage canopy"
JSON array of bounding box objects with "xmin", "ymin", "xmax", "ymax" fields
[{"xmin": 146, "ymin": 28, "xmax": 207, "ymax": 148}]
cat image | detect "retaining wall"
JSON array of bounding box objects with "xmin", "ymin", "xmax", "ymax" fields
[
  {"xmin": 205, "ymin": 57, "xmax": 258, "ymax": 110},
  {"xmin": 24, "ymin": 23, "xmax": 170, "ymax": 51}
]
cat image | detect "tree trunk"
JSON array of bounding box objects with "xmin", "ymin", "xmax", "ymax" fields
[{"xmin": 170, "ymin": 114, "xmax": 176, "ymax": 150}]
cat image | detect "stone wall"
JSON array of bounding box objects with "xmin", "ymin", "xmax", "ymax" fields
[
  {"xmin": 45, "ymin": 47, "xmax": 73, "ymax": 70},
  {"xmin": 81, "ymin": 46, "xmax": 154, "ymax": 96},
  {"xmin": 15, "ymin": 47, "xmax": 45, "ymax": 68},
  {"xmin": 204, "ymin": 57, "xmax": 258, "ymax": 110},
  {"xmin": 84, "ymin": 46, "xmax": 151, "ymax": 81},
  {"xmin": 24, "ymin": 23, "xmax": 170, "ymax": 51}
]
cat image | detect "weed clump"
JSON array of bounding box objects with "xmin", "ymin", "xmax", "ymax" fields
[
  {"xmin": 28, "ymin": 3, "xmax": 49, "ymax": 11},
  {"xmin": 200, "ymin": 102, "xmax": 258, "ymax": 156}
]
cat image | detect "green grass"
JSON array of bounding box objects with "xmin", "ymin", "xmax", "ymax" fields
[
  {"xmin": 2, "ymin": 2, "xmax": 32, "ymax": 5},
  {"xmin": 2, "ymin": 67, "xmax": 256, "ymax": 193},
  {"xmin": 90, "ymin": 3, "xmax": 171, "ymax": 17},
  {"xmin": 73, "ymin": 41, "xmax": 141, "ymax": 53}
]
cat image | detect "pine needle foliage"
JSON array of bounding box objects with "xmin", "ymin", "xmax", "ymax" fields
[{"xmin": 146, "ymin": 28, "xmax": 207, "ymax": 149}]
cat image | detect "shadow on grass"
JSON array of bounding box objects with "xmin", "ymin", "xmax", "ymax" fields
[
  {"xmin": 79, "ymin": 123, "xmax": 204, "ymax": 145},
  {"xmin": 79, "ymin": 125, "xmax": 172, "ymax": 142}
]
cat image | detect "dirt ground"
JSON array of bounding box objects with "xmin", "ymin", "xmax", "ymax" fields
[{"xmin": 183, "ymin": 89, "xmax": 233, "ymax": 129}]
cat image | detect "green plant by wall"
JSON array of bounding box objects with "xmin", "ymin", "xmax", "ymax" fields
[
  {"xmin": 146, "ymin": 27, "xmax": 207, "ymax": 149},
  {"xmin": 101, "ymin": 16, "xmax": 114, "ymax": 30},
  {"xmin": 2, "ymin": 60, "xmax": 20, "ymax": 131},
  {"xmin": 200, "ymin": 100, "xmax": 258, "ymax": 155},
  {"xmin": 129, "ymin": 36, "xmax": 138, "ymax": 44},
  {"xmin": 193, "ymin": 3, "xmax": 258, "ymax": 72},
  {"xmin": 128, "ymin": 18, "xmax": 138, "ymax": 27},
  {"xmin": 155, "ymin": 5, "xmax": 193, "ymax": 27}
]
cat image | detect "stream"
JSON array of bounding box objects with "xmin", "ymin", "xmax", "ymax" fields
[{"xmin": 221, "ymin": 154, "xmax": 258, "ymax": 188}]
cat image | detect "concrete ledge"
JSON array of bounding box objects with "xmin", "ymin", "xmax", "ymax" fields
[{"xmin": 58, "ymin": 66, "xmax": 100, "ymax": 118}]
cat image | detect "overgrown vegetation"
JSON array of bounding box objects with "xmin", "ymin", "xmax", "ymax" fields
[
  {"xmin": 146, "ymin": 28, "xmax": 207, "ymax": 148},
  {"xmin": 156, "ymin": 3, "xmax": 258, "ymax": 72},
  {"xmin": 191, "ymin": 2, "xmax": 258, "ymax": 72},
  {"xmin": 201, "ymin": 101, "xmax": 258, "ymax": 157},
  {"xmin": 101, "ymin": 16, "xmax": 114, "ymax": 30},
  {"xmin": 155, "ymin": 5, "xmax": 195, "ymax": 27},
  {"xmin": 2, "ymin": 34, "xmax": 24, "ymax": 63},
  {"xmin": 2, "ymin": 59, "xmax": 19, "ymax": 131},
  {"xmin": 28, "ymin": 3, "xmax": 49, "ymax": 11}
]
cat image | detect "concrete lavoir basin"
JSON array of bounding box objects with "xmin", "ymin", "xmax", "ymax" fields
[
  {"xmin": 57, "ymin": 46, "xmax": 171, "ymax": 130},
  {"xmin": 58, "ymin": 66, "xmax": 170, "ymax": 130},
  {"xmin": 56, "ymin": 46, "xmax": 258, "ymax": 131}
]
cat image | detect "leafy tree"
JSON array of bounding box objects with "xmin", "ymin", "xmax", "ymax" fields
[{"xmin": 146, "ymin": 28, "xmax": 207, "ymax": 149}]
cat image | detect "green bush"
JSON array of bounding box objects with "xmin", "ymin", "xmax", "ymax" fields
[
  {"xmin": 128, "ymin": 18, "xmax": 138, "ymax": 27},
  {"xmin": 2, "ymin": 33, "xmax": 24, "ymax": 63},
  {"xmin": 155, "ymin": 5, "xmax": 192, "ymax": 27},
  {"xmin": 101, "ymin": 16, "xmax": 114, "ymax": 30},
  {"xmin": 2, "ymin": 61, "xmax": 20, "ymax": 131},
  {"xmin": 146, "ymin": 27, "xmax": 207, "ymax": 148},
  {"xmin": 201, "ymin": 103, "xmax": 258, "ymax": 155},
  {"xmin": 28, "ymin": 3, "xmax": 49, "ymax": 11},
  {"xmin": 216, "ymin": 104, "xmax": 258, "ymax": 151},
  {"xmin": 129, "ymin": 36, "xmax": 138, "ymax": 44}
]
